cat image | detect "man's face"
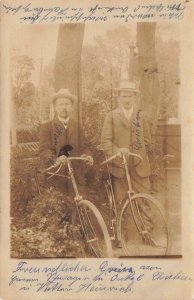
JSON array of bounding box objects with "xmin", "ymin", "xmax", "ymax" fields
[
  {"xmin": 55, "ymin": 97, "xmax": 73, "ymax": 119},
  {"xmin": 119, "ymin": 91, "xmax": 136, "ymax": 111}
]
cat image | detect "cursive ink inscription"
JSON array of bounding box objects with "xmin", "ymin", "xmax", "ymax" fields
[
  {"xmin": 140, "ymin": 265, "xmax": 162, "ymax": 271},
  {"xmin": 98, "ymin": 260, "xmax": 134, "ymax": 275},
  {"xmin": 13, "ymin": 261, "xmax": 40, "ymax": 273},
  {"xmin": 9, "ymin": 275, "xmax": 39, "ymax": 286},
  {"xmin": 132, "ymin": 111, "xmax": 143, "ymax": 150},
  {"xmin": 76, "ymin": 281, "xmax": 134, "ymax": 293},
  {"xmin": 91, "ymin": 260, "xmax": 144, "ymax": 289},
  {"xmin": 2, "ymin": 2, "xmax": 186, "ymax": 24},
  {"xmin": 9, "ymin": 260, "xmax": 193, "ymax": 294},
  {"xmin": 36, "ymin": 282, "xmax": 72, "ymax": 292},
  {"xmin": 54, "ymin": 124, "xmax": 63, "ymax": 144},
  {"xmin": 152, "ymin": 271, "xmax": 193, "ymax": 281}
]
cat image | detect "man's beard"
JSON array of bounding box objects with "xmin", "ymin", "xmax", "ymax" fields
[{"xmin": 59, "ymin": 111, "xmax": 68, "ymax": 118}]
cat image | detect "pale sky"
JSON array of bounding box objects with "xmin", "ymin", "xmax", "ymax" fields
[{"xmin": 10, "ymin": 22, "xmax": 179, "ymax": 86}]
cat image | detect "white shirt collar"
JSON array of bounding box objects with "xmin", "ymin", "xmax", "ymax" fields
[
  {"xmin": 121, "ymin": 106, "xmax": 133, "ymax": 121},
  {"xmin": 58, "ymin": 116, "xmax": 69, "ymax": 124}
]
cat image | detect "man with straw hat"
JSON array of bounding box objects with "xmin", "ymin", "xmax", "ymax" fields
[
  {"xmin": 39, "ymin": 88, "xmax": 93, "ymax": 188},
  {"xmin": 101, "ymin": 81, "xmax": 152, "ymax": 246}
]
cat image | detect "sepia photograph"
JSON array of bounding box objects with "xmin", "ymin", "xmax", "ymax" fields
[{"xmin": 10, "ymin": 22, "xmax": 181, "ymax": 258}]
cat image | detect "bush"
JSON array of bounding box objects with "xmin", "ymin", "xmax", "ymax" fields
[
  {"xmin": 16, "ymin": 125, "xmax": 40, "ymax": 143},
  {"xmin": 11, "ymin": 187, "xmax": 86, "ymax": 258}
]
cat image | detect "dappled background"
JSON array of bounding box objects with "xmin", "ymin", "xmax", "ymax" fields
[{"xmin": 10, "ymin": 23, "xmax": 180, "ymax": 141}]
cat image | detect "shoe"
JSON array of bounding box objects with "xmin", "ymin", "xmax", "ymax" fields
[
  {"xmin": 114, "ymin": 240, "xmax": 122, "ymax": 248},
  {"xmin": 150, "ymin": 187, "xmax": 158, "ymax": 194}
]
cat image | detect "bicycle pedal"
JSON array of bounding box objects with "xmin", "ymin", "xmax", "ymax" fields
[
  {"xmin": 141, "ymin": 231, "xmax": 152, "ymax": 244},
  {"xmin": 141, "ymin": 233, "xmax": 165, "ymax": 248},
  {"xmin": 113, "ymin": 240, "xmax": 122, "ymax": 248},
  {"xmin": 150, "ymin": 238, "xmax": 166, "ymax": 249}
]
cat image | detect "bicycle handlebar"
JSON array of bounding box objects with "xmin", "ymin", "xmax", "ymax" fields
[
  {"xmin": 100, "ymin": 151, "xmax": 143, "ymax": 166},
  {"xmin": 46, "ymin": 156, "xmax": 89, "ymax": 172}
]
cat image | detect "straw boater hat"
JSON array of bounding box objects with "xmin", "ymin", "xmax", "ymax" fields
[
  {"xmin": 52, "ymin": 89, "xmax": 77, "ymax": 104},
  {"xmin": 114, "ymin": 81, "xmax": 140, "ymax": 93}
]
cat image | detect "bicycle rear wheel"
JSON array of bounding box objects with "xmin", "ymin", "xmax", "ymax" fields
[
  {"xmin": 78, "ymin": 199, "xmax": 113, "ymax": 258},
  {"xmin": 119, "ymin": 193, "xmax": 169, "ymax": 256}
]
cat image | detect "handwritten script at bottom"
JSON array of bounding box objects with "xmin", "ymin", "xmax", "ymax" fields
[{"xmin": 8, "ymin": 260, "xmax": 193, "ymax": 294}]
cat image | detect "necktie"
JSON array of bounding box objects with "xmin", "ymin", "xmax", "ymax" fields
[{"xmin": 63, "ymin": 119, "xmax": 69, "ymax": 129}]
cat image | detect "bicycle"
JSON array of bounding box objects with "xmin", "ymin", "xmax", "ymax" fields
[
  {"xmin": 101, "ymin": 151, "xmax": 169, "ymax": 256},
  {"xmin": 39, "ymin": 155, "xmax": 113, "ymax": 258}
]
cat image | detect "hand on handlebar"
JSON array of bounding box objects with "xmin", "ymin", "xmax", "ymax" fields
[
  {"xmin": 118, "ymin": 148, "xmax": 130, "ymax": 157},
  {"xmin": 56, "ymin": 155, "xmax": 68, "ymax": 165},
  {"xmin": 81, "ymin": 154, "xmax": 94, "ymax": 166},
  {"xmin": 118, "ymin": 149, "xmax": 142, "ymax": 161},
  {"xmin": 100, "ymin": 150, "xmax": 142, "ymax": 166}
]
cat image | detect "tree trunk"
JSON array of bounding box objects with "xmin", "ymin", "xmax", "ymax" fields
[
  {"xmin": 136, "ymin": 22, "xmax": 159, "ymax": 134},
  {"xmin": 136, "ymin": 23, "xmax": 160, "ymax": 192},
  {"xmin": 54, "ymin": 24, "xmax": 85, "ymax": 126},
  {"xmin": 11, "ymin": 90, "xmax": 18, "ymax": 145}
]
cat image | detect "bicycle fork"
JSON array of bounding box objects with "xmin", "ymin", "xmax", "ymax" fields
[{"xmin": 122, "ymin": 155, "xmax": 156, "ymax": 247}]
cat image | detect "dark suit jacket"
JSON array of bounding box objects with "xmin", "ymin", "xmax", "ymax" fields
[
  {"xmin": 101, "ymin": 107, "xmax": 151, "ymax": 178},
  {"xmin": 39, "ymin": 116, "xmax": 90, "ymax": 185}
]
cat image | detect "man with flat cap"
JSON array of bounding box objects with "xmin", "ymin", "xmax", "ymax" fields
[
  {"xmin": 39, "ymin": 88, "xmax": 93, "ymax": 190},
  {"xmin": 101, "ymin": 81, "xmax": 152, "ymax": 246}
]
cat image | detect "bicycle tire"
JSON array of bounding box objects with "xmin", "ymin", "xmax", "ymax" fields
[
  {"xmin": 77, "ymin": 199, "xmax": 113, "ymax": 258},
  {"xmin": 118, "ymin": 193, "xmax": 169, "ymax": 256}
]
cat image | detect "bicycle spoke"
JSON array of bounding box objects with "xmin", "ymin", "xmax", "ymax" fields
[
  {"xmin": 83, "ymin": 207, "xmax": 103, "ymax": 256},
  {"xmin": 77, "ymin": 208, "xmax": 100, "ymax": 257},
  {"xmin": 78, "ymin": 200, "xmax": 113, "ymax": 258},
  {"xmin": 119, "ymin": 194, "xmax": 169, "ymax": 256}
]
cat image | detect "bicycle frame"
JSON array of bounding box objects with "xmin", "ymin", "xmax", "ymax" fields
[
  {"xmin": 101, "ymin": 151, "xmax": 141, "ymax": 195},
  {"xmin": 44, "ymin": 158, "xmax": 86, "ymax": 231},
  {"xmin": 104, "ymin": 162, "xmax": 118, "ymax": 216},
  {"xmin": 102, "ymin": 160, "xmax": 119, "ymax": 241},
  {"xmin": 101, "ymin": 151, "xmax": 169, "ymax": 254},
  {"xmin": 46, "ymin": 158, "xmax": 97, "ymax": 242},
  {"xmin": 101, "ymin": 152, "xmax": 143, "ymax": 239},
  {"xmin": 45, "ymin": 157, "xmax": 85, "ymax": 202},
  {"xmin": 120, "ymin": 155, "xmax": 152, "ymax": 235},
  {"xmin": 102, "ymin": 152, "xmax": 139, "ymax": 210},
  {"xmin": 44, "ymin": 156, "xmax": 113, "ymax": 257},
  {"xmin": 122, "ymin": 154, "xmax": 136, "ymax": 197}
]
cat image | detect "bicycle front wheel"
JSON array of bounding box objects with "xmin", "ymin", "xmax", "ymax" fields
[
  {"xmin": 119, "ymin": 193, "xmax": 169, "ymax": 256},
  {"xmin": 78, "ymin": 199, "xmax": 113, "ymax": 258}
]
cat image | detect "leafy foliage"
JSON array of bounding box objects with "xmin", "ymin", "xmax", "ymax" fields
[
  {"xmin": 11, "ymin": 153, "xmax": 86, "ymax": 258},
  {"xmin": 156, "ymin": 27, "xmax": 180, "ymax": 120},
  {"xmin": 10, "ymin": 150, "xmax": 38, "ymax": 221},
  {"xmin": 11, "ymin": 54, "xmax": 35, "ymax": 110},
  {"xmin": 16, "ymin": 124, "xmax": 40, "ymax": 143}
]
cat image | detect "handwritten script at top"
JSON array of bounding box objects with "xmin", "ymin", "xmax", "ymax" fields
[
  {"xmin": 2, "ymin": 2, "xmax": 186, "ymax": 24},
  {"xmin": 9, "ymin": 260, "xmax": 193, "ymax": 294}
]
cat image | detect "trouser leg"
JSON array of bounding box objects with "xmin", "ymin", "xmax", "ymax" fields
[
  {"xmin": 112, "ymin": 171, "xmax": 153, "ymax": 241},
  {"xmin": 130, "ymin": 170, "xmax": 153, "ymax": 232},
  {"xmin": 112, "ymin": 176, "xmax": 128, "ymax": 205},
  {"xmin": 111, "ymin": 176, "xmax": 129, "ymax": 243}
]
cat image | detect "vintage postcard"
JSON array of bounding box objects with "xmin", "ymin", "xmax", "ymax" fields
[{"xmin": 0, "ymin": 0, "xmax": 194, "ymax": 299}]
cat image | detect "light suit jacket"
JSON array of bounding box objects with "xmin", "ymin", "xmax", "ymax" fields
[{"xmin": 101, "ymin": 107, "xmax": 151, "ymax": 178}]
